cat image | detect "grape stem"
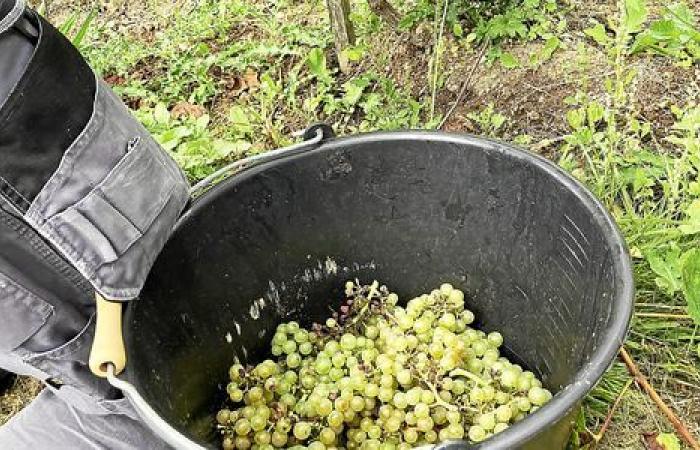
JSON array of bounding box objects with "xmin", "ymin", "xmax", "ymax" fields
[
  {"xmin": 423, "ymin": 379, "xmax": 458, "ymax": 411},
  {"xmin": 449, "ymin": 368, "xmax": 489, "ymax": 387}
]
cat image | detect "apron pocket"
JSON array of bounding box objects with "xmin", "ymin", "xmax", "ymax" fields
[
  {"xmin": 0, "ymin": 271, "xmax": 53, "ymax": 352},
  {"xmin": 25, "ymin": 79, "xmax": 189, "ymax": 301}
]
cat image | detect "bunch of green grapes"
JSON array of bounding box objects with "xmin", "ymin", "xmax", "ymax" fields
[{"xmin": 216, "ymin": 282, "xmax": 552, "ymax": 449}]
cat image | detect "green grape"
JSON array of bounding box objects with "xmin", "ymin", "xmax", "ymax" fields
[
  {"xmin": 482, "ymin": 385, "xmax": 496, "ymax": 402},
  {"xmin": 403, "ymin": 428, "xmax": 419, "ymax": 444},
  {"xmin": 254, "ymin": 430, "xmax": 271, "ymax": 445},
  {"xmin": 352, "ymin": 430, "xmax": 366, "ymax": 443},
  {"xmin": 438, "ymin": 312, "xmax": 457, "ymax": 330},
  {"xmin": 468, "ymin": 425, "xmax": 487, "ymax": 442},
  {"xmin": 234, "ymin": 436, "xmax": 251, "ymax": 449},
  {"xmin": 500, "ymin": 368, "xmax": 519, "ymax": 388},
  {"xmin": 392, "ymin": 392, "xmax": 408, "ymax": 410},
  {"xmin": 416, "ymin": 416, "xmax": 434, "ymax": 432},
  {"xmin": 364, "ymin": 383, "xmax": 379, "ymax": 398},
  {"xmin": 515, "ymin": 397, "xmax": 532, "ymax": 412},
  {"xmin": 340, "ymin": 333, "xmax": 357, "ymax": 350},
  {"xmin": 368, "ymin": 425, "xmax": 382, "ymax": 439},
  {"xmin": 286, "ymin": 353, "xmax": 302, "ymax": 368},
  {"xmin": 378, "ymin": 387, "xmax": 394, "ymax": 403},
  {"xmin": 270, "ymin": 430, "xmax": 287, "ymax": 447},
  {"xmin": 396, "ymin": 369, "xmax": 412, "ymax": 386},
  {"xmin": 384, "ymin": 417, "xmax": 402, "ymax": 432},
  {"xmin": 299, "ymin": 342, "xmax": 314, "ymax": 355},
  {"xmin": 294, "ymin": 330, "xmax": 309, "ymax": 343},
  {"xmin": 516, "ymin": 375, "xmax": 532, "ymax": 392},
  {"xmin": 495, "ymin": 404, "xmax": 513, "ymax": 422},
  {"xmin": 319, "ymin": 427, "xmax": 336, "ymax": 445},
  {"xmin": 217, "ymin": 409, "xmax": 231, "ymax": 425},
  {"xmin": 234, "ymin": 418, "xmax": 251, "ymax": 436},
  {"xmin": 528, "ymin": 386, "xmax": 551, "ymax": 406},
  {"xmin": 446, "ymin": 410, "xmax": 461, "ymax": 424},
  {"xmin": 250, "ymin": 414, "xmax": 267, "ymax": 431},
  {"xmin": 495, "ymin": 391, "xmax": 511, "ymax": 405},
  {"xmin": 271, "ymin": 345, "xmax": 283, "ymax": 356},
  {"xmin": 462, "ymin": 310, "xmax": 475, "ymax": 325},
  {"xmin": 477, "ymin": 412, "xmax": 496, "ymax": 431},
  {"xmin": 447, "ymin": 423, "xmax": 465, "ymax": 439},
  {"xmin": 318, "ymin": 398, "xmax": 334, "ymax": 416},
  {"xmin": 350, "ymin": 396, "xmax": 366, "ymax": 412},
  {"xmin": 424, "ymin": 429, "xmax": 438, "ymax": 443},
  {"xmin": 494, "ymin": 422, "xmax": 509, "ymax": 433},
  {"xmin": 380, "ymin": 374, "xmax": 393, "ymax": 387},
  {"xmin": 314, "ymin": 357, "xmax": 333, "ymax": 375},
  {"xmin": 293, "ymin": 422, "xmax": 312, "ymax": 440},
  {"xmin": 221, "ymin": 436, "xmax": 234, "ymax": 450},
  {"xmin": 308, "ymin": 441, "xmax": 326, "ymax": 450},
  {"xmin": 247, "ymin": 387, "xmax": 263, "ymax": 404},
  {"xmin": 365, "ymin": 325, "xmax": 379, "ymax": 340},
  {"xmin": 276, "ymin": 417, "xmax": 292, "ymax": 433},
  {"xmin": 325, "ymin": 340, "xmax": 340, "ymax": 354},
  {"xmin": 328, "ymin": 410, "xmax": 344, "ymax": 427},
  {"xmin": 414, "ymin": 402, "xmax": 430, "ymax": 419},
  {"xmin": 331, "ymin": 353, "xmax": 346, "ymax": 368}
]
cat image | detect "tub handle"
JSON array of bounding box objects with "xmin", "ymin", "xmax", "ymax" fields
[
  {"xmin": 106, "ymin": 364, "xmax": 207, "ymax": 450},
  {"xmin": 89, "ymin": 293, "xmax": 126, "ymax": 378},
  {"xmin": 189, "ymin": 123, "xmax": 333, "ymax": 199}
]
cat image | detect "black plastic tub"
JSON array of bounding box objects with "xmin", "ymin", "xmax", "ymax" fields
[{"xmin": 121, "ymin": 132, "xmax": 634, "ymax": 449}]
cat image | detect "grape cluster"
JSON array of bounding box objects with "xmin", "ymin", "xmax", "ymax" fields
[{"xmin": 216, "ymin": 281, "xmax": 552, "ymax": 449}]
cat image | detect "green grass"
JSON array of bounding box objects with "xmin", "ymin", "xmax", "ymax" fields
[{"xmin": 52, "ymin": 0, "xmax": 700, "ymax": 447}]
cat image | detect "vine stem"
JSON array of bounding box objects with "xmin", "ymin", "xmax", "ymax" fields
[{"xmin": 619, "ymin": 347, "xmax": 700, "ymax": 450}]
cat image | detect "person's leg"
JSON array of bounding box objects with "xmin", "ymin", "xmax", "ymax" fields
[{"xmin": 0, "ymin": 387, "xmax": 171, "ymax": 450}]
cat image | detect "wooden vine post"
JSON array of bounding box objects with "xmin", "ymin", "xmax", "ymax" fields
[{"xmin": 326, "ymin": 0, "xmax": 356, "ymax": 73}]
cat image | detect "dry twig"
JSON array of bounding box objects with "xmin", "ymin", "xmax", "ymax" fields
[{"xmin": 619, "ymin": 347, "xmax": 700, "ymax": 450}]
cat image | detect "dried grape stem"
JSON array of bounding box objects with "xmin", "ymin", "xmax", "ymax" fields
[{"xmin": 619, "ymin": 347, "xmax": 700, "ymax": 450}]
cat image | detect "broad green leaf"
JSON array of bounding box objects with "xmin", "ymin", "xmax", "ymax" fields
[
  {"xmin": 154, "ymin": 103, "xmax": 171, "ymax": 125},
  {"xmin": 586, "ymin": 101, "xmax": 605, "ymax": 125},
  {"xmin": 656, "ymin": 433, "xmax": 681, "ymax": 450},
  {"xmin": 646, "ymin": 247, "xmax": 683, "ymax": 295},
  {"xmin": 623, "ymin": 0, "xmax": 648, "ymax": 34},
  {"xmin": 212, "ymin": 139, "xmax": 251, "ymax": 158},
  {"xmin": 540, "ymin": 36, "xmax": 561, "ymax": 61},
  {"xmin": 195, "ymin": 114, "xmax": 210, "ymax": 131},
  {"xmin": 307, "ymin": 48, "xmax": 331, "ymax": 83},
  {"xmin": 453, "ymin": 23, "xmax": 463, "ymax": 37},
  {"xmin": 342, "ymin": 46, "xmax": 366, "ymax": 62},
  {"xmin": 649, "ymin": 19, "xmax": 679, "ymax": 41},
  {"xmin": 499, "ymin": 52, "xmax": 520, "ymax": 69},
  {"xmin": 566, "ymin": 108, "xmax": 586, "ymax": 130},
  {"xmin": 679, "ymin": 199, "xmax": 700, "ymax": 234},
  {"xmin": 342, "ymin": 77, "xmax": 370, "ymax": 106},
  {"xmin": 681, "ymin": 249, "xmax": 700, "ymax": 325},
  {"xmin": 584, "ymin": 22, "xmax": 611, "ymax": 46},
  {"xmin": 228, "ymin": 106, "xmax": 253, "ymax": 134}
]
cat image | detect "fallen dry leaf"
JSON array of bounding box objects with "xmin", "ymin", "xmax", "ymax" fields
[
  {"xmin": 242, "ymin": 68, "xmax": 260, "ymax": 89},
  {"xmin": 643, "ymin": 432, "xmax": 665, "ymax": 450},
  {"xmin": 218, "ymin": 67, "xmax": 260, "ymax": 97},
  {"xmin": 171, "ymin": 102, "xmax": 207, "ymax": 120},
  {"xmin": 103, "ymin": 74, "xmax": 126, "ymax": 86}
]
